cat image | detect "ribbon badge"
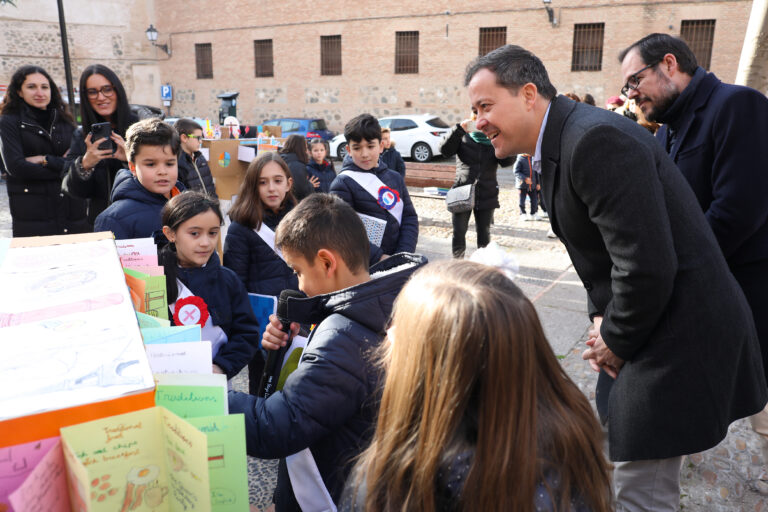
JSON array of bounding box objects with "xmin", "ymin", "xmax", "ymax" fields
[
  {"xmin": 173, "ymin": 295, "xmax": 210, "ymax": 327},
  {"xmin": 377, "ymin": 186, "xmax": 400, "ymax": 211}
]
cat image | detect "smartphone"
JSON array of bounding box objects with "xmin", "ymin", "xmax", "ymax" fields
[{"xmin": 91, "ymin": 122, "xmax": 113, "ymax": 151}]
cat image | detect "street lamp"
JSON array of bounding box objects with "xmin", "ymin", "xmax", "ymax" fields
[
  {"xmin": 542, "ymin": 0, "xmax": 558, "ymax": 27},
  {"xmin": 145, "ymin": 24, "xmax": 171, "ymax": 56}
]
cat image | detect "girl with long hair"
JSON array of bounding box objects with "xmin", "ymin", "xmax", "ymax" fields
[
  {"xmin": 278, "ymin": 134, "xmax": 313, "ymax": 200},
  {"xmin": 223, "ymin": 152, "xmax": 298, "ymax": 393},
  {"xmin": 0, "ymin": 65, "xmax": 89, "ymax": 236},
  {"xmin": 159, "ymin": 191, "xmax": 260, "ymax": 380},
  {"xmin": 62, "ymin": 64, "xmax": 138, "ymax": 224},
  {"xmin": 345, "ymin": 260, "xmax": 613, "ymax": 512}
]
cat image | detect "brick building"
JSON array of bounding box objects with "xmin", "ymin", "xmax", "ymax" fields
[{"xmin": 0, "ymin": 0, "xmax": 751, "ymax": 134}]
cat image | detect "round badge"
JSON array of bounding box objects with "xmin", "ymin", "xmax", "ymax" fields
[
  {"xmin": 173, "ymin": 295, "xmax": 210, "ymax": 327},
  {"xmin": 218, "ymin": 151, "xmax": 231, "ymax": 168},
  {"xmin": 377, "ymin": 186, "xmax": 400, "ymax": 210}
]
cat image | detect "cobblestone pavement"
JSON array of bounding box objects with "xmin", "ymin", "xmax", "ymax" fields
[{"xmin": 2, "ymin": 179, "xmax": 767, "ymax": 511}]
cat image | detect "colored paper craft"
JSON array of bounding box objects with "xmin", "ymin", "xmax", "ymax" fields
[
  {"xmin": 124, "ymin": 268, "xmax": 168, "ymax": 320},
  {"xmin": 115, "ymin": 238, "xmax": 158, "ymax": 268},
  {"xmin": 277, "ymin": 335, "xmax": 308, "ymax": 391},
  {"xmin": 187, "ymin": 415, "xmax": 249, "ymax": 512},
  {"xmin": 60, "ymin": 406, "xmax": 211, "ymax": 512},
  {"xmin": 7, "ymin": 438, "xmax": 69, "ymax": 512},
  {"xmin": 142, "ymin": 325, "xmax": 202, "ymax": 344},
  {"xmin": 0, "ymin": 437, "xmax": 62, "ymax": 512},
  {"xmin": 146, "ymin": 341, "xmax": 213, "ymax": 375},
  {"xmin": 248, "ymin": 293, "xmax": 277, "ymax": 343},
  {"xmin": 137, "ymin": 311, "xmax": 171, "ymax": 328},
  {"xmin": 155, "ymin": 374, "xmax": 227, "ymax": 418}
]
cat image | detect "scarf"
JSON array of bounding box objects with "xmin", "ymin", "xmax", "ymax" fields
[{"xmin": 468, "ymin": 130, "xmax": 491, "ymax": 146}]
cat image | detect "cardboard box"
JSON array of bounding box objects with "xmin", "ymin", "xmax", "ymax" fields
[{"xmin": 203, "ymin": 139, "xmax": 253, "ymax": 200}]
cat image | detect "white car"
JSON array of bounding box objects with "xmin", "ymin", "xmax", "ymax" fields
[{"xmin": 329, "ymin": 114, "xmax": 451, "ymax": 163}]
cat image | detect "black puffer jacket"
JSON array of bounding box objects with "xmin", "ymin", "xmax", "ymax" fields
[
  {"xmin": 306, "ymin": 159, "xmax": 336, "ymax": 193},
  {"xmin": 440, "ymin": 124, "xmax": 515, "ymax": 211},
  {"xmin": 177, "ymin": 150, "xmax": 217, "ymax": 197},
  {"xmin": 228, "ymin": 253, "xmax": 427, "ymax": 511},
  {"xmin": 0, "ymin": 106, "xmax": 89, "ymax": 236},
  {"xmin": 62, "ymin": 114, "xmax": 139, "ymax": 224},
  {"xmin": 223, "ymin": 201, "xmax": 299, "ymax": 297},
  {"xmin": 280, "ymin": 152, "xmax": 313, "ymax": 201}
]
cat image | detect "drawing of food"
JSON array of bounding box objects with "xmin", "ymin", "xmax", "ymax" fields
[
  {"xmin": 167, "ymin": 447, "xmax": 186, "ymax": 472},
  {"xmin": 120, "ymin": 464, "xmax": 161, "ymax": 511},
  {"xmin": 90, "ymin": 473, "xmax": 118, "ymax": 504}
]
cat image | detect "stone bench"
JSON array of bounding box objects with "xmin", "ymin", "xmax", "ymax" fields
[{"xmin": 405, "ymin": 162, "xmax": 455, "ymax": 189}]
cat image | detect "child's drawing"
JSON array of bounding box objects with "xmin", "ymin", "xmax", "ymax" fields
[{"xmin": 121, "ymin": 465, "xmax": 167, "ymax": 511}]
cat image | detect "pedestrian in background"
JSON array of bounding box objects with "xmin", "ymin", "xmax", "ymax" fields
[
  {"xmin": 62, "ymin": 64, "xmax": 138, "ymax": 225},
  {"xmin": 514, "ymin": 153, "xmax": 543, "ymax": 221},
  {"xmin": 174, "ymin": 118, "xmax": 217, "ymax": 197},
  {"xmin": 278, "ymin": 134, "xmax": 313, "ymax": 201},
  {"xmin": 440, "ymin": 114, "xmax": 514, "ymax": 258},
  {"xmin": 0, "ymin": 65, "xmax": 89, "ymax": 236},
  {"xmin": 379, "ymin": 127, "xmax": 405, "ymax": 178}
]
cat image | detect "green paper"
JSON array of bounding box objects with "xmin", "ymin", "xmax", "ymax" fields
[
  {"xmin": 137, "ymin": 311, "xmax": 170, "ymax": 328},
  {"xmin": 143, "ymin": 325, "xmax": 202, "ymax": 344},
  {"xmin": 187, "ymin": 415, "xmax": 249, "ymax": 512},
  {"xmin": 125, "ymin": 268, "xmax": 169, "ymax": 320},
  {"xmin": 155, "ymin": 374, "xmax": 228, "ymax": 418}
]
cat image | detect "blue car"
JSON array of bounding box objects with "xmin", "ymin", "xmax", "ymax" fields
[{"xmin": 263, "ymin": 117, "xmax": 335, "ymax": 140}]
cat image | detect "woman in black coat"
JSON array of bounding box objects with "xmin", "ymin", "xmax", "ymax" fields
[
  {"xmin": 278, "ymin": 134, "xmax": 314, "ymax": 201},
  {"xmin": 440, "ymin": 117, "xmax": 514, "ymax": 258},
  {"xmin": 62, "ymin": 64, "xmax": 138, "ymax": 225},
  {"xmin": 0, "ymin": 65, "xmax": 88, "ymax": 237}
]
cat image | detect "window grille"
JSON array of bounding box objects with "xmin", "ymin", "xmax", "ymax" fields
[
  {"xmin": 395, "ymin": 31, "xmax": 419, "ymax": 74},
  {"xmin": 195, "ymin": 43, "xmax": 213, "ymax": 79},
  {"xmin": 254, "ymin": 39, "xmax": 274, "ymax": 77},
  {"xmin": 321, "ymin": 35, "xmax": 342, "ymax": 76},
  {"xmin": 680, "ymin": 19, "xmax": 716, "ymax": 70},
  {"xmin": 479, "ymin": 27, "xmax": 507, "ymax": 56},
  {"xmin": 571, "ymin": 23, "xmax": 604, "ymax": 71}
]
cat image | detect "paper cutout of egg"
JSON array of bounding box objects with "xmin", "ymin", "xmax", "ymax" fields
[{"xmin": 127, "ymin": 465, "xmax": 159, "ymax": 486}]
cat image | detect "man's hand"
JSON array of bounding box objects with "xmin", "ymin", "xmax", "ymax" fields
[
  {"xmin": 261, "ymin": 314, "xmax": 299, "ymax": 351},
  {"xmin": 212, "ymin": 364, "xmax": 225, "ymax": 375},
  {"xmin": 25, "ymin": 155, "xmax": 45, "ymax": 164},
  {"xmin": 582, "ymin": 315, "xmax": 625, "ymax": 378}
]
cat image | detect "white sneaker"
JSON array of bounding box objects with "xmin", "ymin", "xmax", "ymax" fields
[
  {"xmin": 547, "ymin": 228, "xmax": 557, "ymax": 239},
  {"xmin": 522, "ymin": 213, "xmax": 534, "ymax": 221},
  {"xmin": 534, "ymin": 212, "xmax": 548, "ymax": 221}
]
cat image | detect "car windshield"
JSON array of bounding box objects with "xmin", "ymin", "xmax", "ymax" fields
[
  {"xmin": 426, "ymin": 117, "xmax": 450, "ymax": 128},
  {"xmin": 310, "ymin": 119, "xmax": 328, "ymax": 130}
]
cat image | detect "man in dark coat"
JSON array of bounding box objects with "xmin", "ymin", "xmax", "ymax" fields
[
  {"xmin": 620, "ymin": 33, "xmax": 768, "ymax": 453},
  {"xmin": 465, "ymin": 44, "xmax": 767, "ymax": 511}
]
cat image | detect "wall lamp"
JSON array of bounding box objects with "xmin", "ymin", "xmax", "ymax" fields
[
  {"xmin": 145, "ymin": 24, "xmax": 171, "ymax": 56},
  {"xmin": 542, "ymin": 0, "xmax": 559, "ymax": 27}
]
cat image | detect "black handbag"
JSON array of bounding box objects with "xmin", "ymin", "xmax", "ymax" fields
[{"xmin": 445, "ymin": 183, "xmax": 475, "ymax": 213}]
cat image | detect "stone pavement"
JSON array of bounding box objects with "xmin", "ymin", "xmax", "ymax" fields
[{"xmin": 1, "ymin": 181, "xmax": 766, "ymax": 510}]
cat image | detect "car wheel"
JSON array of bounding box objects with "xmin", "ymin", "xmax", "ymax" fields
[
  {"xmin": 411, "ymin": 142, "xmax": 432, "ymax": 162},
  {"xmin": 337, "ymin": 144, "xmax": 348, "ymax": 161}
]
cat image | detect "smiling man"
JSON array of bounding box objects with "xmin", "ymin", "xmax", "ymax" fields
[{"xmin": 465, "ymin": 44, "xmax": 767, "ymax": 511}]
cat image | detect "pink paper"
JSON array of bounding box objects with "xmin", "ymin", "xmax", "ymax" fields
[
  {"xmin": 9, "ymin": 439, "xmax": 69, "ymax": 512},
  {"xmin": 119, "ymin": 254, "xmax": 159, "ymax": 268},
  {"xmin": 0, "ymin": 437, "xmax": 60, "ymax": 512},
  {"xmin": 129, "ymin": 265, "xmax": 164, "ymax": 276}
]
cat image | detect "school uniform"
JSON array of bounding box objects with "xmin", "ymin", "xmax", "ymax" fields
[{"xmin": 306, "ymin": 159, "xmax": 336, "ymax": 193}]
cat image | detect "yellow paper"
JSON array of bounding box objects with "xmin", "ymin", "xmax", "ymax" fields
[{"xmin": 60, "ymin": 406, "xmax": 210, "ymax": 511}]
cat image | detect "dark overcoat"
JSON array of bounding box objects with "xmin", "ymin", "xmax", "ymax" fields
[{"xmin": 540, "ymin": 95, "xmax": 767, "ymax": 461}]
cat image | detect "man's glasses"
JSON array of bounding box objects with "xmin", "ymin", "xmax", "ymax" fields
[
  {"xmin": 621, "ymin": 62, "xmax": 660, "ymax": 96},
  {"xmin": 185, "ymin": 135, "xmax": 201, "ymax": 140},
  {"xmin": 86, "ymin": 85, "xmax": 116, "ymax": 99}
]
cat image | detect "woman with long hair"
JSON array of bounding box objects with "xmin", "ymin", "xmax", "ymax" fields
[
  {"xmin": 0, "ymin": 65, "xmax": 89, "ymax": 236},
  {"xmin": 62, "ymin": 64, "xmax": 138, "ymax": 224},
  {"xmin": 345, "ymin": 261, "xmax": 613, "ymax": 512},
  {"xmin": 278, "ymin": 134, "xmax": 313, "ymax": 201}
]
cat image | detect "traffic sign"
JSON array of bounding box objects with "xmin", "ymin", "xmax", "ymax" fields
[{"xmin": 161, "ymin": 84, "xmax": 172, "ymax": 101}]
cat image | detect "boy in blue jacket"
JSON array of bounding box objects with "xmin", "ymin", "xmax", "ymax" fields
[
  {"xmin": 330, "ymin": 114, "xmax": 418, "ymax": 261},
  {"xmin": 228, "ymin": 193, "xmax": 426, "ymax": 512},
  {"xmin": 94, "ymin": 118, "xmax": 183, "ymax": 239}
]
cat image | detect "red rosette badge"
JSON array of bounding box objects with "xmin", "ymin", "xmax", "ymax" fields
[{"xmin": 173, "ymin": 295, "xmax": 210, "ymax": 327}]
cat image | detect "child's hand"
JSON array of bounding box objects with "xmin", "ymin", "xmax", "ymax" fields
[
  {"xmin": 379, "ymin": 254, "xmax": 390, "ymax": 262},
  {"xmin": 212, "ymin": 364, "xmax": 225, "ymax": 374},
  {"xmin": 111, "ymin": 133, "xmax": 127, "ymax": 162},
  {"xmin": 262, "ymin": 314, "xmax": 300, "ymax": 351},
  {"xmin": 309, "ymin": 175, "xmax": 320, "ymax": 189}
]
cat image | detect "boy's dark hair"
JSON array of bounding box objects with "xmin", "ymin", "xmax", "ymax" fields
[
  {"xmin": 618, "ymin": 33, "xmax": 698, "ymax": 75},
  {"xmin": 175, "ymin": 118, "xmax": 203, "ymax": 136},
  {"xmin": 344, "ymin": 114, "xmax": 381, "ymax": 144},
  {"xmin": 126, "ymin": 117, "xmax": 180, "ymax": 162},
  {"xmin": 159, "ymin": 190, "xmax": 223, "ymax": 303},
  {"xmin": 464, "ymin": 45, "xmax": 557, "ymax": 100},
  {"xmin": 276, "ymin": 193, "xmax": 369, "ymax": 273}
]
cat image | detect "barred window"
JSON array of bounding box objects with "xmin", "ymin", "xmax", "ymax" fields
[
  {"xmin": 195, "ymin": 43, "xmax": 213, "ymax": 79},
  {"xmin": 680, "ymin": 20, "xmax": 716, "ymax": 70},
  {"xmin": 395, "ymin": 31, "xmax": 419, "ymax": 74},
  {"xmin": 320, "ymin": 35, "xmax": 342, "ymax": 76},
  {"xmin": 254, "ymin": 39, "xmax": 274, "ymax": 78},
  {"xmin": 479, "ymin": 27, "xmax": 506, "ymax": 56},
  {"xmin": 571, "ymin": 23, "xmax": 604, "ymax": 71}
]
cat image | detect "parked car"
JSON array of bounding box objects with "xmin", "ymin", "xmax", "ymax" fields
[
  {"xmin": 263, "ymin": 117, "xmax": 334, "ymax": 140},
  {"xmin": 329, "ymin": 114, "xmax": 450, "ymax": 162}
]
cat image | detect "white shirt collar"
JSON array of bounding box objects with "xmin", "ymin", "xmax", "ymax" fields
[{"xmin": 532, "ymin": 102, "xmax": 552, "ymax": 172}]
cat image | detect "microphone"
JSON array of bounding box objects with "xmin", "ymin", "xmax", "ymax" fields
[{"xmin": 259, "ymin": 289, "xmax": 304, "ymax": 398}]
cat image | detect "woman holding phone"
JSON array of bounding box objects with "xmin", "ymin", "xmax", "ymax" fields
[
  {"xmin": 0, "ymin": 65, "xmax": 89, "ymax": 236},
  {"xmin": 62, "ymin": 64, "xmax": 138, "ymax": 224}
]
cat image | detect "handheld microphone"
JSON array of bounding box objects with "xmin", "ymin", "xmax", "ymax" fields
[{"xmin": 259, "ymin": 289, "xmax": 304, "ymax": 398}]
